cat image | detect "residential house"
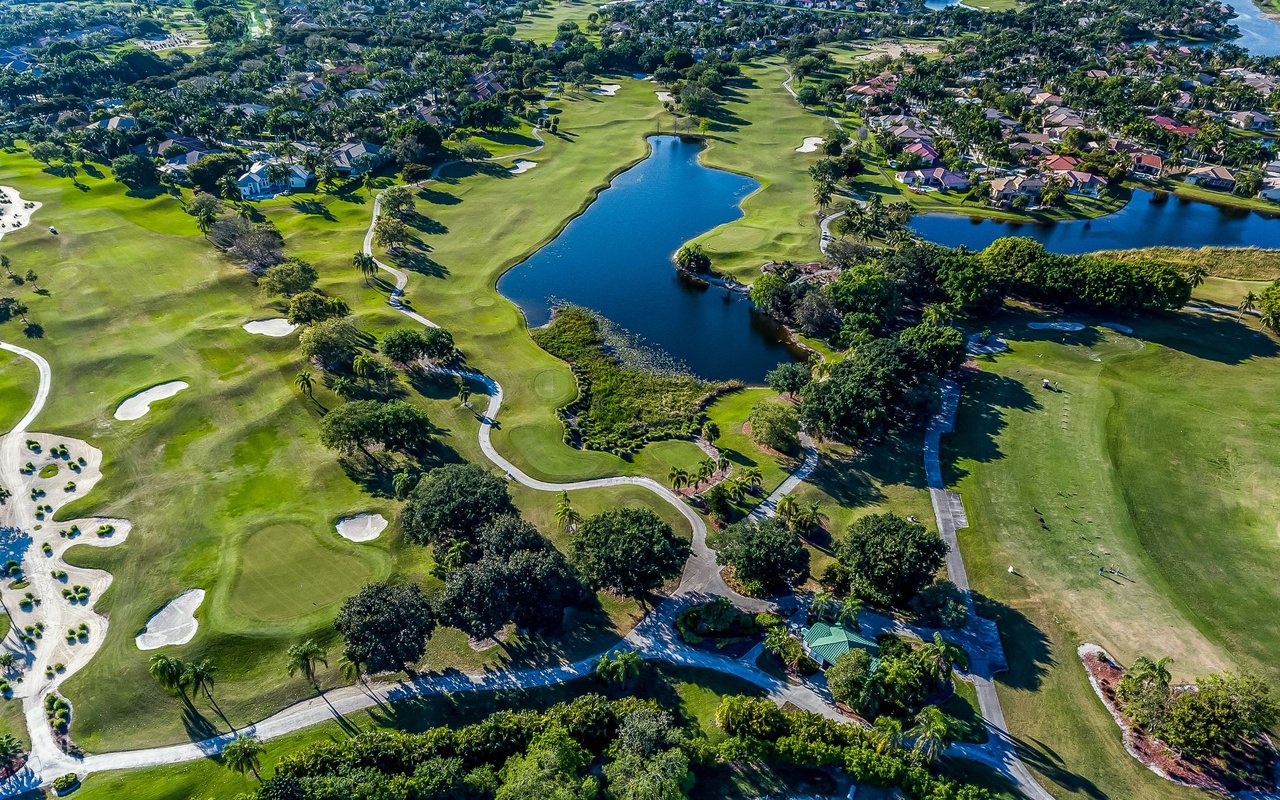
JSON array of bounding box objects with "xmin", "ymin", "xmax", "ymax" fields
[
  {"xmin": 1228, "ymin": 110, "xmax": 1274, "ymax": 131},
  {"xmin": 86, "ymin": 115, "xmax": 137, "ymax": 131},
  {"xmin": 802, "ymin": 622, "xmax": 878, "ymax": 668},
  {"xmin": 1041, "ymin": 154, "xmax": 1081, "ymax": 172},
  {"xmin": 901, "ymin": 141, "xmax": 940, "ymax": 165},
  {"xmin": 1130, "ymin": 152, "xmax": 1165, "ymax": 179},
  {"xmin": 1185, "ymin": 165, "xmax": 1236, "ymax": 191},
  {"xmin": 236, "ymin": 160, "xmax": 314, "ymax": 199},
  {"xmin": 1031, "ymin": 91, "xmax": 1063, "ymax": 106},
  {"xmin": 1260, "ymin": 175, "xmax": 1280, "ymax": 202},
  {"xmin": 989, "ymin": 174, "xmax": 1045, "ymax": 203},
  {"xmin": 896, "ymin": 167, "xmax": 970, "ymax": 191},
  {"xmin": 1055, "ymin": 169, "xmax": 1108, "ymax": 197},
  {"xmin": 332, "ymin": 140, "xmax": 385, "ymax": 176}
]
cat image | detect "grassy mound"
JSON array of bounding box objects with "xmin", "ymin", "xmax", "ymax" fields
[{"xmin": 532, "ymin": 305, "xmax": 735, "ymax": 454}]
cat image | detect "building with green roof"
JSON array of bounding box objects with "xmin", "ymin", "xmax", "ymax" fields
[{"xmin": 802, "ymin": 622, "xmax": 879, "ymax": 667}]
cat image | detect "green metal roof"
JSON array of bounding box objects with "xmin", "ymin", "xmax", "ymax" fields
[{"xmin": 803, "ymin": 622, "xmax": 878, "ymax": 665}]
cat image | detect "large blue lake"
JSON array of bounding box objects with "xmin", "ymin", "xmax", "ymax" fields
[
  {"xmin": 909, "ymin": 190, "xmax": 1280, "ymax": 253},
  {"xmin": 499, "ymin": 135, "xmax": 801, "ymax": 382}
]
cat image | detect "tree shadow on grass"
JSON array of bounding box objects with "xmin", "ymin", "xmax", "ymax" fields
[
  {"xmin": 402, "ymin": 210, "xmax": 447, "ymax": 235},
  {"xmin": 973, "ymin": 592, "xmax": 1051, "ymax": 692},
  {"xmin": 290, "ymin": 198, "xmax": 335, "ymax": 220},
  {"xmin": 1011, "ymin": 735, "xmax": 1109, "ymax": 800},
  {"xmin": 941, "ymin": 372, "xmax": 1038, "ymax": 485},
  {"xmin": 392, "ymin": 248, "xmax": 449, "ymax": 279},
  {"xmin": 1137, "ymin": 309, "xmax": 1278, "ymax": 364},
  {"xmin": 415, "ymin": 186, "xmax": 461, "ymax": 206},
  {"xmin": 180, "ymin": 702, "xmax": 218, "ymax": 743}
]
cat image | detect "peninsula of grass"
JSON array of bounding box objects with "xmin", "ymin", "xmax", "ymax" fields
[
  {"xmin": 532, "ymin": 305, "xmax": 734, "ymax": 454},
  {"xmin": 944, "ymin": 309, "xmax": 1280, "ymax": 799}
]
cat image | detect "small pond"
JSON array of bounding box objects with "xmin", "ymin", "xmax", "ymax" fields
[
  {"xmin": 499, "ymin": 135, "xmax": 801, "ymax": 383},
  {"xmin": 909, "ymin": 189, "xmax": 1280, "ymax": 254}
]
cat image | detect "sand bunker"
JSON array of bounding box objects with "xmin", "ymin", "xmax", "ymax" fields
[
  {"xmin": 136, "ymin": 589, "xmax": 205, "ymax": 650},
  {"xmin": 336, "ymin": 513, "xmax": 387, "ymax": 542},
  {"xmin": 796, "ymin": 137, "xmax": 825, "ymax": 153},
  {"xmin": 243, "ymin": 318, "xmax": 298, "ymax": 336},
  {"xmin": 114, "ymin": 381, "xmax": 189, "ymax": 420},
  {"xmin": 509, "ymin": 160, "xmax": 538, "ymax": 175},
  {"xmin": 1027, "ymin": 321, "xmax": 1085, "ymax": 332},
  {"xmin": 967, "ymin": 333, "xmax": 1009, "ymax": 355},
  {"xmin": 0, "ymin": 185, "xmax": 41, "ymax": 240},
  {"xmin": 656, "ymin": 91, "xmax": 674, "ymax": 103},
  {"xmin": 592, "ymin": 83, "xmax": 622, "ymax": 96}
]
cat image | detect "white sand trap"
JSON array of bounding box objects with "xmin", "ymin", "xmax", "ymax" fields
[
  {"xmin": 592, "ymin": 83, "xmax": 622, "ymax": 96},
  {"xmin": 114, "ymin": 381, "xmax": 189, "ymax": 421},
  {"xmin": 1027, "ymin": 321, "xmax": 1085, "ymax": 331},
  {"xmin": 509, "ymin": 159, "xmax": 538, "ymax": 175},
  {"xmin": 1100, "ymin": 322, "xmax": 1133, "ymax": 334},
  {"xmin": 136, "ymin": 589, "xmax": 205, "ymax": 650},
  {"xmin": 967, "ymin": 333, "xmax": 1009, "ymax": 355},
  {"xmin": 656, "ymin": 91, "xmax": 674, "ymax": 103},
  {"xmin": 243, "ymin": 318, "xmax": 297, "ymax": 336},
  {"xmin": 0, "ymin": 185, "xmax": 42, "ymax": 240},
  {"xmin": 796, "ymin": 137, "xmax": 825, "ymax": 153},
  {"xmin": 337, "ymin": 513, "xmax": 387, "ymax": 542}
]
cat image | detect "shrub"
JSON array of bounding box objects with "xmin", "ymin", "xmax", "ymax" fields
[
  {"xmin": 747, "ymin": 400, "xmax": 801, "ymax": 454},
  {"xmin": 51, "ymin": 774, "xmax": 78, "ymax": 793}
]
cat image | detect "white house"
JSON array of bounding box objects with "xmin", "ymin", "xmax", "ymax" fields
[{"xmin": 236, "ymin": 160, "xmax": 314, "ymax": 199}]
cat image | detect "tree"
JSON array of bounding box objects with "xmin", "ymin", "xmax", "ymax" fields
[
  {"xmin": 334, "ymin": 582, "xmax": 436, "ymax": 673},
  {"xmin": 287, "ymin": 291, "xmax": 350, "ymax": 325},
  {"xmin": 374, "ymin": 216, "xmax": 409, "ymax": 252},
  {"xmin": 907, "ymin": 705, "xmax": 953, "ymax": 763},
  {"xmin": 747, "ymin": 400, "xmax": 801, "ymax": 454},
  {"xmin": 674, "ymin": 243, "xmax": 711, "ymax": 273},
  {"xmin": 299, "ymin": 317, "xmax": 361, "ymax": 369},
  {"xmin": 1257, "ymin": 281, "xmax": 1280, "ymax": 332},
  {"xmin": 401, "ymin": 463, "xmax": 515, "ymax": 547},
  {"xmin": 1239, "ymin": 290, "xmax": 1259, "ymax": 319},
  {"xmin": 294, "ymin": 370, "xmax": 314, "ymax": 399},
  {"xmin": 353, "ymin": 251, "xmax": 379, "ymax": 285},
  {"xmin": 0, "ymin": 733, "xmax": 21, "ymax": 769},
  {"xmin": 555, "ymin": 491, "xmax": 582, "ymax": 531},
  {"xmin": 826, "ymin": 648, "xmax": 873, "ymax": 707},
  {"xmin": 870, "ymin": 716, "xmax": 904, "ymax": 754},
  {"xmin": 1184, "ymin": 264, "xmax": 1208, "ymax": 289},
  {"xmin": 110, "ymin": 153, "xmax": 158, "ymax": 190},
  {"xmin": 919, "ymin": 632, "xmax": 967, "ymax": 683},
  {"xmin": 603, "ymin": 747, "xmax": 691, "ymax": 800},
  {"xmin": 259, "ymin": 258, "xmax": 317, "ymax": 297},
  {"xmin": 221, "ymin": 734, "xmax": 265, "ymax": 781},
  {"xmin": 571, "ymin": 508, "xmax": 690, "ymax": 602},
  {"xmin": 495, "ymin": 725, "xmax": 593, "ymax": 800},
  {"xmin": 148, "ymin": 654, "xmax": 188, "ymax": 701},
  {"xmin": 1160, "ymin": 671, "xmax": 1278, "ymax": 758},
  {"xmin": 186, "ymin": 193, "xmax": 223, "ymax": 234},
  {"xmin": 381, "ymin": 185, "xmax": 415, "ymax": 218},
  {"xmin": 839, "ymin": 513, "xmax": 947, "ymax": 606},
  {"xmin": 717, "ymin": 518, "xmax": 809, "ymax": 594},
  {"xmin": 595, "ymin": 650, "xmax": 642, "ymax": 688},
  {"xmin": 667, "ymin": 467, "xmax": 689, "ymax": 491},
  {"xmin": 286, "ymin": 639, "xmax": 328, "ymax": 687}
]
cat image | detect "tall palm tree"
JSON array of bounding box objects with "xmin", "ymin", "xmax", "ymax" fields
[
  {"xmin": 696, "ymin": 458, "xmax": 715, "ymax": 485},
  {"xmin": 668, "ymin": 467, "xmax": 689, "ymax": 491},
  {"xmin": 294, "ymin": 370, "xmax": 314, "ymax": 399},
  {"xmin": 837, "ymin": 595, "xmax": 863, "ymax": 629},
  {"xmin": 286, "ymin": 639, "xmax": 328, "ymax": 687},
  {"xmin": 741, "ymin": 466, "xmax": 763, "ymax": 490},
  {"xmin": 184, "ymin": 659, "xmax": 217, "ymax": 705},
  {"xmin": 1239, "ymin": 290, "xmax": 1259, "ymax": 319},
  {"xmin": 221, "ymin": 734, "xmax": 265, "ymax": 781},
  {"xmin": 907, "ymin": 705, "xmax": 952, "ymax": 763},
  {"xmin": 810, "ymin": 591, "xmax": 834, "ymax": 622},
  {"xmin": 352, "ymin": 252, "xmax": 378, "ymax": 285},
  {"xmin": 554, "ymin": 491, "xmax": 581, "ymax": 531},
  {"xmin": 148, "ymin": 654, "xmax": 188, "ymax": 700},
  {"xmin": 793, "ymin": 502, "xmax": 825, "ymax": 535},
  {"xmin": 337, "ymin": 652, "xmax": 363, "ymax": 684},
  {"xmin": 1184, "ymin": 265, "xmax": 1208, "ymax": 289},
  {"xmin": 352, "ymin": 353, "xmax": 375, "ymax": 387},
  {"xmin": 871, "ymin": 716, "xmax": 904, "ymax": 755},
  {"xmin": 920, "ymin": 632, "xmax": 967, "ymax": 683},
  {"xmin": 775, "ymin": 494, "xmax": 799, "ymax": 528}
]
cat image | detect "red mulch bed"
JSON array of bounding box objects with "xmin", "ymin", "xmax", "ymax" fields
[{"xmin": 1083, "ymin": 651, "xmax": 1277, "ymax": 794}]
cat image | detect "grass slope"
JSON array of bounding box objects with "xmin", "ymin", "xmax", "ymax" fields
[{"xmin": 0, "ymin": 348, "xmax": 36, "ymax": 433}]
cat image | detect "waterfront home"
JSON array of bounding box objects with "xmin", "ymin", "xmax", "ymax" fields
[
  {"xmin": 896, "ymin": 167, "xmax": 970, "ymax": 191},
  {"xmin": 1185, "ymin": 165, "xmax": 1236, "ymax": 192},
  {"xmin": 989, "ymin": 174, "xmax": 1045, "ymax": 203},
  {"xmin": 236, "ymin": 160, "xmax": 315, "ymax": 199}
]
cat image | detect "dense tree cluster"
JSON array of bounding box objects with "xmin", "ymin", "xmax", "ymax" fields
[
  {"xmin": 571, "ymin": 508, "xmax": 690, "ymax": 601},
  {"xmin": 716, "ymin": 518, "xmax": 809, "ymax": 594}
]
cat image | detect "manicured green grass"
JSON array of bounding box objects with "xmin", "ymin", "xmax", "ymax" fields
[
  {"xmin": 694, "ymin": 60, "xmax": 828, "ymax": 281},
  {"xmin": 514, "ymin": 0, "xmax": 608, "ymax": 45},
  {"xmin": 0, "ymin": 348, "xmax": 36, "ymax": 433},
  {"xmin": 945, "ymin": 309, "xmax": 1280, "ymax": 798},
  {"xmin": 942, "ymin": 678, "xmax": 988, "ymax": 744},
  {"xmin": 72, "ymin": 663, "xmax": 761, "ymax": 800}
]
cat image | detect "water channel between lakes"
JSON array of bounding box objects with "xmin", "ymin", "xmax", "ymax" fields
[{"xmin": 498, "ymin": 134, "xmax": 803, "ymax": 383}]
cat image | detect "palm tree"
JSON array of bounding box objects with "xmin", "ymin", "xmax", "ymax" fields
[
  {"xmin": 1184, "ymin": 265, "xmax": 1208, "ymax": 289},
  {"xmin": 1239, "ymin": 290, "xmax": 1259, "ymax": 319},
  {"xmin": 764, "ymin": 627, "xmax": 801, "ymax": 670},
  {"xmin": 0, "ymin": 653, "xmax": 16, "ymax": 674},
  {"xmin": 352, "ymin": 252, "xmax": 378, "ymax": 285},
  {"xmin": 184, "ymin": 658, "xmax": 217, "ymax": 705},
  {"xmin": 1129, "ymin": 655, "xmax": 1173, "ymax": 688},
  {"xmin": 595, "ymin": 650, "xmax": 642, "ymax": 688},
  {"xmin": 362, "ymin": 170, "xmax": 377, "ymax": 196},
  {"xmin": 775, "ymin": 494, "xmax": 799, "ymax": 527},
  {"xmin": 810, "ymin": 591, "xmax": 834, "ymax": 622},
  {"xmin": 331, "ymin": 376, "xmax": 357, "ymax": 399},
  {"xmin": 837, "ymin": 595, "xmax": 863, "ymax": 629},
  {"xmin": 286, "ymin": 639, "xmax": 328, "ymax": 687},
  {"xmin": 337, "ymin": 652, "xmax": 363, "ymax": 684},
  {"xmin": 554, "ymin": 491, "xmax": 581, "ymax": 531},
  {"xmin": 920, "ymin": 632, "xmax": 967, "ymax": 683},
  {"xmin": 907, "ymin": 705, "xmax": 952, "ymax": 763},
  {"xmin": 294, "ymin": 370, "xmax": 314, "ymax": 399},
  {"xmin": 668, "ymin": 467, "xmax": 689, "ymax": 491},
  {"xmin": 221, "ymin": 734, "xmax": 265, "ymax": 781},
  {"xmin": 149, "ymin": 654, "xmax": 188, "ymax": 700},
  {"xmin": 870, "ymin": 716, "xmax": 904, "ymax": 754},
  {"xmin": 792, "ymin": 502, "xmax": 825, "ymax": 535},
  {"xmin": 352, "ymin": 353, "xmax": 376, "ymax": 387},
  {"xmin": 741, "ymin": 466, "xmax": 763, "ymax": 491},
  {"xmin": 695, "ymin": 458, "xmax": 715, "ymax": 485}
]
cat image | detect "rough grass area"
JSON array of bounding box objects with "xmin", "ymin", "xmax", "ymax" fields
[
  {"xmin": 71, "ymin": 663, "xmax": 761, "ymax": 800},
  {"xmin": 1099, "ymin": 246, "xmax": 1280, "ymax": 281},
  {"xmin": 0, "ymin": 350, "xmax": 36, "ymax": 433},
  {"xmin": 946, "ymin": 308, "xmax": 1280, "ymax": 799},
  {"xmin": 532, "ymin": 305, "xmax": 732, "ymax": 453}
]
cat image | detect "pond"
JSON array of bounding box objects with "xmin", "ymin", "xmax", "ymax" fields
[
  {"xmin": 908, "ymin": 189, "xmax": 1280, "ymax": 254},
  {"xmin": 499, "ymin": 135, "xmax": 801, "ymax": 383},
  {"xmin": 1225, "ymin": 0, "xmax": 1280, "ymax": 57}
]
